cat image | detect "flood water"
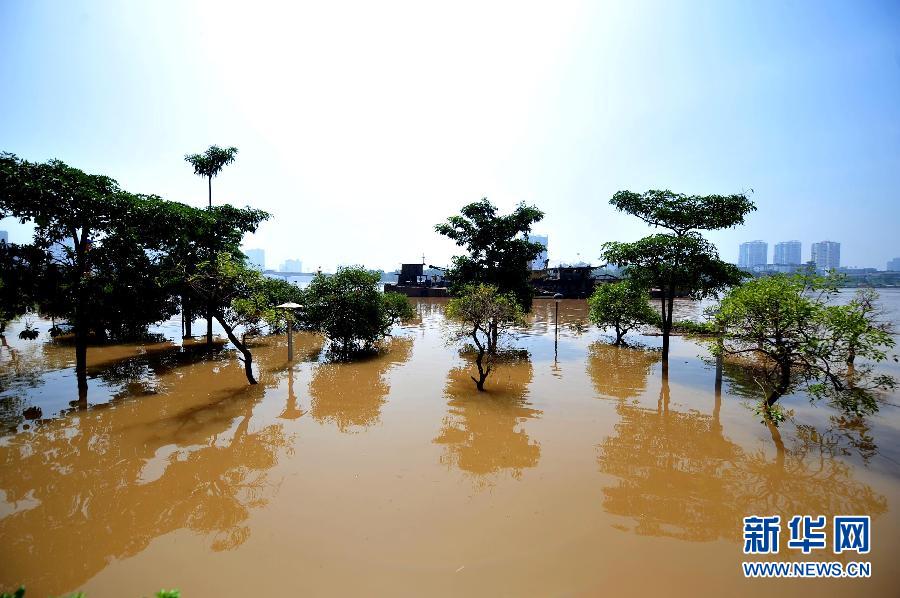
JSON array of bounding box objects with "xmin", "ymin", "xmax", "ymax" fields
[{"xmin": 1, "ymin": 292, "xmax": 899, "ymax": 596}]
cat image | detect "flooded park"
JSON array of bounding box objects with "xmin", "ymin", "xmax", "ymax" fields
[{"xmin": 1, "ymin": 293, "xmax": 899, "ymax": 596}]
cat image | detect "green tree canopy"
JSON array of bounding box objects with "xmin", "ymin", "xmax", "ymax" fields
[
  {"xmin": 603, "ymin": 189, "xmax": 754, "ymax": 363},
  {"xmin": 299, "ymin": 266, "xmax": 414, "ymax": 359},
  {"xmin": 445, "ymin": 283, "xmax": 526, "ymax": 391},
  {"xmin": 185, "ymin": 145, "xmax": 238, "ymax": 208},
  {"xmin": 602, "ymin": 233, "xmax": 744, "ymax": 360},
  {"xmin": 435, "ymin": 198, "xmax": 544, "ymax": 311},
  {"xmin": 587, "ymin": 280, "xmax": 659, "ymax": 345},
  {"xmin": 610, "ymin": 189, "xmax": 756, "ymax": 235},
  {"xmin": 715, "ymin": 274, "xmax": 896, "ymax": 421},
  {"xmin": 0, "ymin": 152, "xmax": 268, "ymax": 398}
]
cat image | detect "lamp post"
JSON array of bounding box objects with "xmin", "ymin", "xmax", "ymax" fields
[
  {"xmin": 553, "ymin": 293, "xmax": 563, "ymax": 358},
  {"xmin": 276, "ymin": 302, "xmax": 302, "ymax": 361}
]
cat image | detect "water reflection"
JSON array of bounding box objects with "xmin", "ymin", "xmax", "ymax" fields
[
  {"xmin": 308, "ymin": 336, "xmax": 413, "ymax": 432},
  {"xmin": 0, "ymin": 358, "xmax": 291, "ymax": 596},
  {"xmin": 586, "ymin": 341, "xmax": 661, "ymax": 400},
  {"xmin": 434, "ymin": 357, "xmax": 541, "ymax": 483},
  {"xmin": 0, "ymin": 339, "xmax": 233, "ymax": 433},
  {"xmin": 597, "ymin": 372, "xmax": 887, "ymax": 541}
]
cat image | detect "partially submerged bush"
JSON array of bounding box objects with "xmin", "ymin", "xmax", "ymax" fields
[
  {"xmin": 446, "ymin": 283, "xmax": 525, "ymax": 391},
  {"xmin": 715, "ymin": 274, "xmax": 896, "ymax": 422},
  {"xmin": 300, "ymin": 267, "xmax": 414, "ymax": 359},
  {"xmin": 587, "ymin": 280, "xmax": 658, "ymax": 345}
]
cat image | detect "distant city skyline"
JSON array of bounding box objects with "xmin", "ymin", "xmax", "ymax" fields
[{"xmin": 1, "ymin": 2, "xmax": 899, "ymax": 271}]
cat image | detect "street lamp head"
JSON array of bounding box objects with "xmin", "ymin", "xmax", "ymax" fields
[
  {"xmin": 276, "ymin": 302, "xmax": 302, "ymax": 309},
  {"xmin": 553, "ymin": 293, "xmax": 564, "ymax": 300}
]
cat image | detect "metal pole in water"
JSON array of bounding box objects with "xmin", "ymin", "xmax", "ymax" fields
[
  {"xmin": 276, "ymin": 302, "xmax": 302, "ymax": 362},
  {"xmin": 287, "ymin": 312, "xmax": 294, "ymax": 361}
]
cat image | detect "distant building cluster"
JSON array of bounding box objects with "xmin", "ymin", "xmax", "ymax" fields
[
  {"xmin": 738, "ymin": 239, "xmax": 844, "ymax": 273},
  {"xmin": 244, "ymin": 248, "xmax": 265, "ymax": 270},
  {"xmin": 528, "ymin": 234, "xmax": 549, "ymax": 270},
  {"xmin": 888, "ymin": 257, "xmax": 900, "ymax": 272},
  {"xmin": 280, "ymin": 259, "xmax": 303, "ymax": 272}
]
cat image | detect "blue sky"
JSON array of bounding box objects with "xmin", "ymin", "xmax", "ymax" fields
[{"xmin": 1, "ymin": 0, "xmax": 898, "ymax": 270}]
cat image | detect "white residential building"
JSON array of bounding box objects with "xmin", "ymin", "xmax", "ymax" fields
[
  {"xmin": 811, "ymin": 240, "xmax": 840, "ymax": 272},
  {"xmin": 738, "ymin": 240, "xmax": 767, "ymax": 269}
]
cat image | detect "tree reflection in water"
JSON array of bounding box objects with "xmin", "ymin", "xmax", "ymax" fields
[
  {"xmin": 434, "ymin": 356, "xmax": 541, "ymax": 484},
  {"xmin": 596, "ymin": 369, "xmax": 887, "ymax": 541},
  {"xmin": 307, "ymin": 336, "xmax": 413, "ymax": 433},
  {"xmin": 0, "ymin": 358, "xmax": 291, "ymax": 596},
  {"xmin": 585, "ymin": 341, "xmax": 661, "ymax": 400}
]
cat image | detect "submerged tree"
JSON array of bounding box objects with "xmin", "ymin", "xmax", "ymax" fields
[
  {"xmin": 445, "ymin": 283, "xmax": 525, "ymax": 391},
  {"xmin": 184, "ymin": 145, "xmax": 240, "ymax": 344},
  {"xmin": 587, "ymin": 280, "xmax": 659, "ymax": 345},
  {"xmin": 0, "ymin": 153, "xmax": 182, "ymax": 401},
  {"xmin": 602, "ymin": 189, "xmax": 753, "ymax": 363},
  {"xmin": 187, "ymin": 252, "xmax": 298, "ymax": 384},
  {"xmin": 436, "ymin": 198, "xmax": 544, "ymax": 312},
  {"xmin": 300, "ymin": 266, "xmax": 414, "ymax": 359},
  {"xmin": 0, "ymin": 152, "xmax": 269, "ymax": 398},
  {"xmin": 714, "ymin": 274, "xmax": 896, "ymax": 422},
  {"xmin": 822, "ymin": 287, "xmax": 895, "ymax": 368}
]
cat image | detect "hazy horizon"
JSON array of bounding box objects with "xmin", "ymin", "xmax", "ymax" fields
[{"xmin": 2, "ymin": 0, "xmax": 899, "ymax": 271}]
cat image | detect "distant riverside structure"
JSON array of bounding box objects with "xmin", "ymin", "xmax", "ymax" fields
[
  {"xmin": 0, "ymin": 230, "xmax": 7, "ymax": 244},
  {"xmin": 888, "ymin": 257, "xmax": 900, "ymax": 272},
  {"xmin": 528, "ymin": 234, "xmax": 549, "ymax": 270},
  {"xmin": 245, "ymin": 248, "xmax": 265, "ymax": 270},
  {"xmin": 773, "ymin": 240, "xmax": 802, "ymax": 266},
  {"xmin": 738, "ymin": 240, "xmax": 767, "ymax": 269},
  {"xmin": 281, "ymin": 259, "xmax": 302, "ymax": 272},
  {"xmin": 811, "ymin": 240, "xmax": 840, "ymax": 271}
]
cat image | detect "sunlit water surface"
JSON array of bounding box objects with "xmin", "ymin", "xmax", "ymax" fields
[{"xmin": 1, "ymin": 291, "xmax": 899, "ymax": 596}]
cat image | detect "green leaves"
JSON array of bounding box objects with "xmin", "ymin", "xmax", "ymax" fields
[
  {"xmin": 610, "ymin": 189, "xmax": 756, "ymax": 235},
  {"xmin": 603, "ymin": 234, "xmax": 744, "ymax": 298},
  {"xmin": 300, "ymin": 267, "xmax": 413, "ymax": 358},
  {"xmin": 436, "ymin": 197, "xmax": 544, "ymax": 311},
  {"xmin": 716, "ymin": 274, "xmax": 896, "ymax": 418},
  {"xmin": 587, "ymin": 280, "xmax": 658, "ymax": 344},
  {"xmin": 184, "ymin": 145, "xmax": 238, "ymax": 179},
  {"xmin": 445, "ymin": 283, "xmax": 526, "ymax": 331}
]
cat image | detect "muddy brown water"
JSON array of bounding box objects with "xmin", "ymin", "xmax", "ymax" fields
[{"xmin": 1, "ymin": 295, "xmax": 899, "ymax": 596}]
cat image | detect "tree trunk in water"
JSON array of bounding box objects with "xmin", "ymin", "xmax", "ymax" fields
[
  {"xmin": 215, "ymin": 313, "xmax": 258, "ymax": 384},
  {"xmin": 487, "ymin": 320, "xmax": 498, "ymax": 355},
  {"xmin": 659, "ymin": 294, "xmax": 669, "ymax": 363},
  {"xmin": 182, "ymin": 295, "xmax": 193, "ymax": 338},
  {"xmin": 75, "ymin": 323, "xmax": 89, "ymax": 408},
  {"xmin": 473, "ymin": 347, "xmax": 490, "ymax": 391},
  {"xmin": 206, "ymin": 305, "xmax": 213, "ymax": 345},
  {"xmin": 766, "ymin": 360, "xmax": 792, "ymax": 407},
  {"xmin": 662, "ymin": 289, "xmax": 675, "ymax": 363}
]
